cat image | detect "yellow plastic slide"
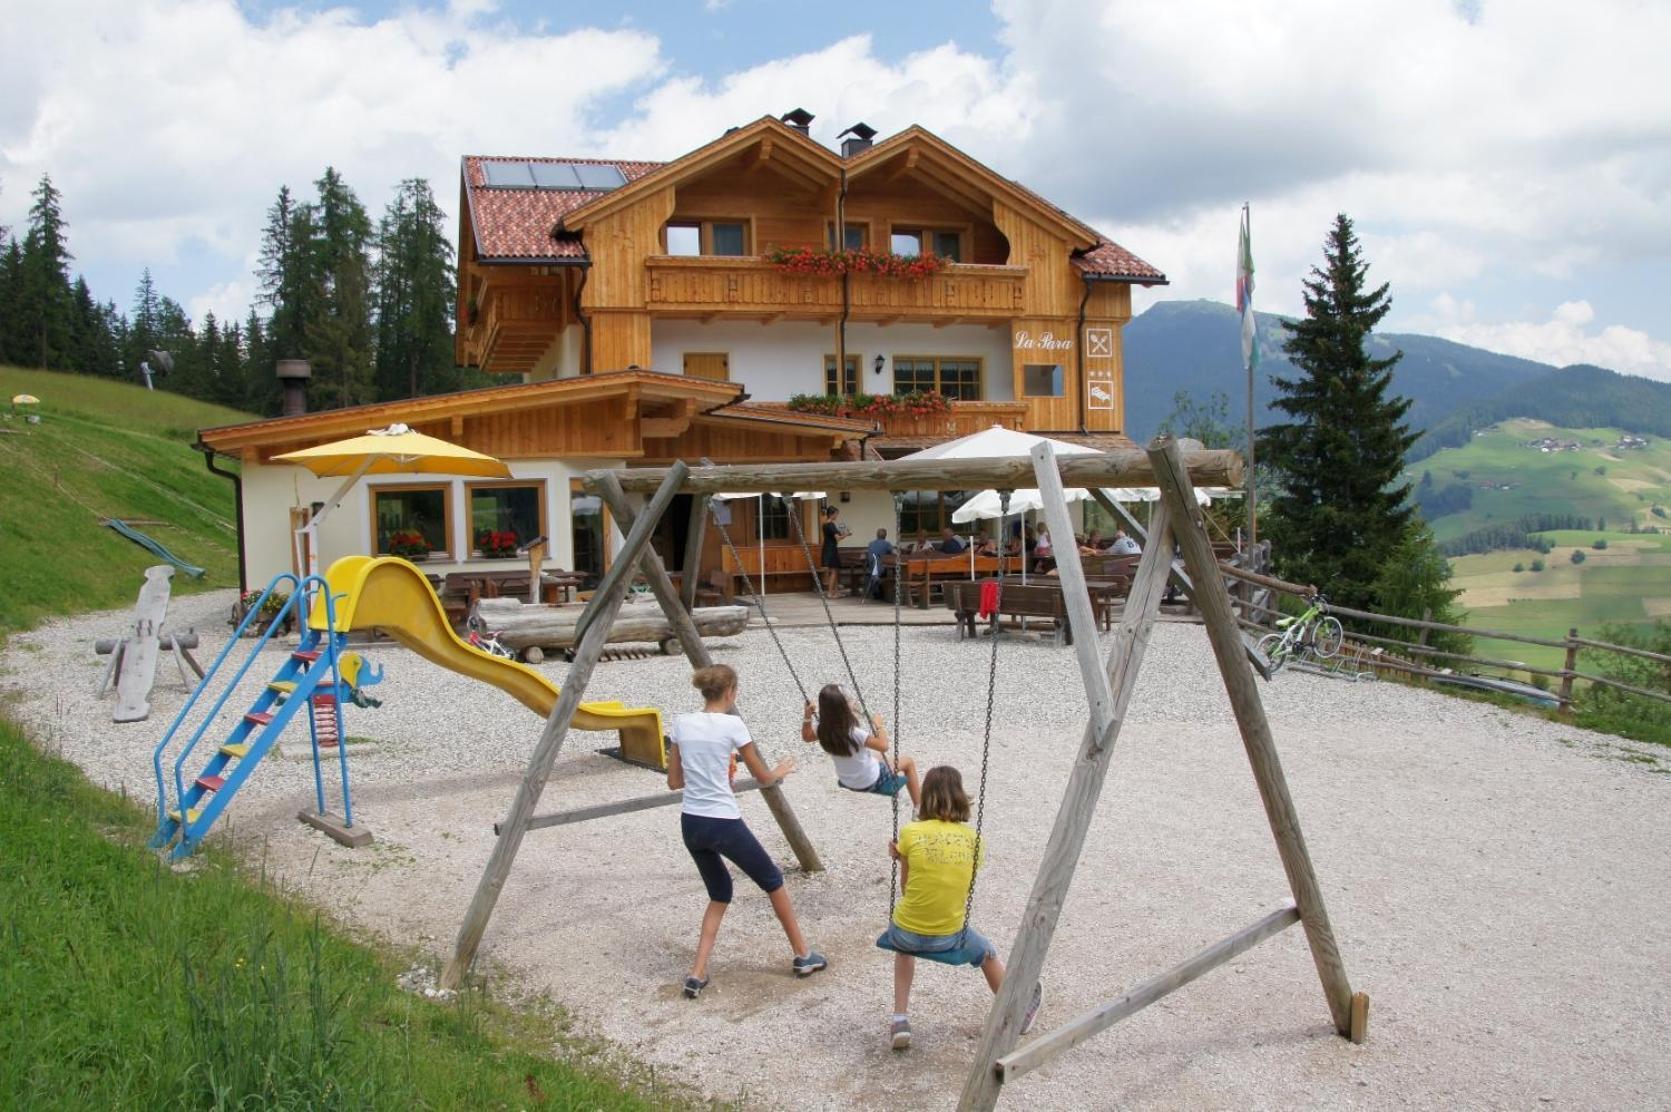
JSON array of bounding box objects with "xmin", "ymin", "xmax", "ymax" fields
[{"xmin": 308, "ymin": 555, "xmax": 665, "ymax": 766}]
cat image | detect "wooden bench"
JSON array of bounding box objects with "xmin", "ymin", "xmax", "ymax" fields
[
  {"xmin": 945, "ymin": 580, "xmax": 1074, "ymax": 645},
  {"xmin": 900, "ymin": 552, "xmax": 1011, "ymax": 609}
]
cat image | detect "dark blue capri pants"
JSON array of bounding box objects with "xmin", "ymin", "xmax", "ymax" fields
[{"xmin": 680, "ymin": 813, "xmax": 784, "ymax": 903}]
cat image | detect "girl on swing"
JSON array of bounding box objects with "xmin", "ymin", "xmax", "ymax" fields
[
  {"xmin": 882, "ymin": 765, "xmax": 1042, "ymax": 1050},
  {"xmin": 669, "ymin": 664, "xmax": 828, "ymax": 999},
  {"xmin": 801, "ymin": 683, "xmax": 921, "ymax": 811}
]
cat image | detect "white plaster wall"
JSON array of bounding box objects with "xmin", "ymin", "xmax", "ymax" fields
[
  {"xmin": 650, "ymin": 320, "xmax": 1015, "ymax": 401},
  {"xmin": 526, "ymin": 324, "xmax": 583, "ymax": 382},
  {"xmin": 237, "ymin": 457, "xmax": 622, "ymax": 588}
]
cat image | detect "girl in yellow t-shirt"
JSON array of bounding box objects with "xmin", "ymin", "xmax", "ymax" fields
[{"xmin": 881, "ymin": 765, "xmax": 1042, "ymax": 1051}]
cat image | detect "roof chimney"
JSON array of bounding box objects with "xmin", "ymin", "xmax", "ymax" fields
[
  {"xmin": 780, "ymin": 108, "xmax": 814, "ymax": 136},
  {"xmin": 838, "ymin": 122, "xmax": 877, "ymax": 158},
  {"xmin": 276, "ymin": 359, "xmax": 311, "ymax": 417}
]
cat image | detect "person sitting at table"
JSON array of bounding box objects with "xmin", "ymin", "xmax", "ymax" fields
[
  {"xmin": 1109, "ymin": 528, "xmax": 1141, "ymax": 557},
  {"xmin": 1078, "ymin": 529, "xmax": 1106, "ymax": 555},
  {"xmin": 1032, "ymin": 526, "xmax": 1054, "ymax": 572},
  {"xmin": 973, "ymin": 535, "xmax": 1000, "ymax": 558},
  {"xmin": 936, "ymin": 527, "xmax": 966, "ymax": 555},
  {"xmin": 865, "ymin": 529, "xmax": 895, "ymax": 599}
]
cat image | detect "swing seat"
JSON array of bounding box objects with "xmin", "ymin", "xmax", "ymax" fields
[{"xmin": 875, "ymin": 931, "xmax": 987, "ymax": 967}]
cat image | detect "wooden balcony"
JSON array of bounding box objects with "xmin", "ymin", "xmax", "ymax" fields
[
  {"xmin": 869, "ymin": 400, "xmax": 1030, "ymax": 441},
  {"xmin": 643, "ymin": 256, "xmax": 1026, "ymax": 322}
]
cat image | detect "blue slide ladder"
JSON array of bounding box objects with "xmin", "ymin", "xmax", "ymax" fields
[{"xmin": 149, "ymin": 573, "xmax": 380, "ymax": 859}]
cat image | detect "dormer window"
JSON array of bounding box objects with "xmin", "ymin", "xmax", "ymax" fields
[{"xmin": 666, "ymin": 219, "xmax": 751, "ymax": 257}]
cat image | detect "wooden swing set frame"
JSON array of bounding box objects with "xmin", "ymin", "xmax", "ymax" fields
[{"xmin": 436, "ymin": 438, "xmax": 1368, "ymax": 1110}]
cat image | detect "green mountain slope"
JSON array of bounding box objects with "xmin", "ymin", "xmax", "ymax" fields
[
  {"xmin": 1409, "ymin": 418, "xmax": 1671, "ymax": 544},
  {"xmin": 0, "ymin": 368, "xmax": 251, "ymax": 633},
  {"xmin": 1410, "ymin": 364, "xmax": 1671, "ymax": 459},
  {"xmin": 1122, "ymin": 299, "xmax": 1557, "ymax": 440}
]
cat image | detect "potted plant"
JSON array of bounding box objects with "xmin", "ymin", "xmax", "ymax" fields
[
  {"xmin": 387, "ymin": 529, "xmax": 431, "ymax": 560},
  {"xmin": 236, "ymin": 589, "xmax": 294, "ymax": 637},
  {"xmin": 475, "ymin": 528, "xmax": 519, "ymax": 558}
]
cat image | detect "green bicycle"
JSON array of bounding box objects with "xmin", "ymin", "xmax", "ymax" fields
[{"xmin": 1257, "ymin": 593, "xmax": 1345, "ymax": 674}]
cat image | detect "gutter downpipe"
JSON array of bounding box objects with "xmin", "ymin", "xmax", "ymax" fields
[
  {"xmin": 837, "ymin": 168, "xmax": 850, "ymax": 392},
  {"xmin": 200, "ymin": 447, "xmax": 247, "ymax": 595},
  {"xmin": 1075, "ymin": 277, "xmax": 1092, "ymax": 434},
  {"xmin": 573, "ymin": 263, "xmax": 593, "ymax": 375}
]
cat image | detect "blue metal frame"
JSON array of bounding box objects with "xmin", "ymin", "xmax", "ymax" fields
[{"xmin": 148, "ymin": 571, "xmax": 380, "ymax": 858}]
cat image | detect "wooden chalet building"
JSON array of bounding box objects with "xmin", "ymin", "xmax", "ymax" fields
[{"xmin": 200, "ymin": 110, "xmax": 1163, "ymax": 595}]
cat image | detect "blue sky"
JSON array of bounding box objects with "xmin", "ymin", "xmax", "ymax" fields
[{"xmin": 4, "ymin": 0, "xmax": 1669, "ymax": 380}]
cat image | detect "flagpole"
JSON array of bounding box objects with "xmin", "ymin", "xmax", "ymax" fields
[{"xmin": 1239, "ymin": 203, "xmax": 1259, "ymax": 548}]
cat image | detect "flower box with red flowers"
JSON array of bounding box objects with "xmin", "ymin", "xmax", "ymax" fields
[
  {"xmin": 386, "ymin": 530, "xmax": 431, "ymax": 560},
  {"xmin": 475, "ymin": 529, "xmax": 519, "ymax": 559},
  {"xmin": 765, "ymin": 245, "xmax": 949, "ymax": 281}
]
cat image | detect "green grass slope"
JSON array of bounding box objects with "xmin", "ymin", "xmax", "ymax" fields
[
  {"xmin": 0, "ymin": 714, "xmax": 672, "ymax": 1109},
  {"xmin": 0, "ymin": 367, "xmax": 251, "ymax": 634},
  {"xmin": 1411, "ymin": 418, "xmax": 1671, "ymax": 543}
]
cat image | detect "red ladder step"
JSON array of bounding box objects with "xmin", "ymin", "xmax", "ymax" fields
[
  {"xmin": 244, "ymin": 711, "xmax": 274, "ymax": 726},
  {"xmin": 195, "ymin": 774, "xmax": 226, "ymax": 792},
  {"xmin": 312, "ymin": 692, "xmax": 340, "ymax": 749},
  {"xmin": 292, "ymin": 649, "xmax": 321, "ymax": 663}
]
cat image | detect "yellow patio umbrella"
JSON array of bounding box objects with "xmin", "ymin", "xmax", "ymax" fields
[
  {"xmin": 11, "ymin": 394, "xmax": 40, "ymax": 405},
  {"xmin": 273, "ymin": 423, "xmax": 511, "ymax": 579}
]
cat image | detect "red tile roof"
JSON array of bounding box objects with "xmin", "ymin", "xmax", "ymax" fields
[
  {"xmin": 1073, "ymin": 241, "xmax": 1167, "ymax": 283},
  {"xmin": 463, "ymin": 156, "xmax": 662, "ymax": 261},
  {"xmin": 461, "ymin": 147, "xmax": 1165, "ymax": 285}
]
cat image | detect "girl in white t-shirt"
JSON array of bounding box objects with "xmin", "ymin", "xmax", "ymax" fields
[
  {"xmin": 668, "ymin": 664, "xmax": 826, "ymax": 999},
  {"xmin": 801, "ymin": 683, "xmax": 921, "ymax": 811}
]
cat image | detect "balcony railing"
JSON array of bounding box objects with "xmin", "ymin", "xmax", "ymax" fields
[
  {"xmin": 867, "ymin": 400, "xmax": 1030, "ymax": 440},
  {"xmin": 644, "ymin": 256, "xmax": 1026, "ymax": 321}
]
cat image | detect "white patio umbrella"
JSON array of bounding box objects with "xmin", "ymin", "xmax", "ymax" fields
[{"xmin": 903, "ymin": 425, "xmax": 1101, "ymax": 582}]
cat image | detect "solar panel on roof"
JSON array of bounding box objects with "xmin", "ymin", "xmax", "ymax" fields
[
  {"xmin": 572, "ymin": 163, "xmax": 627, "ymax": 190},
  {"xmin": 529, "ymin": 162, "xmax": 582, "ymax": 189},
  {"xmin": 481, "ymin": 160, "xmax": 535, "ymax": 187}
]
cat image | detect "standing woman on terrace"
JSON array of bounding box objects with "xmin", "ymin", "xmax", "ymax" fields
[{"xmin": 822, "ymin": 506, "xmax": 850, "ymax": 597}]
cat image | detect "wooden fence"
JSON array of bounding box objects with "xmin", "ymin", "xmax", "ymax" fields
[{"xmin": 1217, "ymin": 563, "xmax": 1671, "ymax": 716}]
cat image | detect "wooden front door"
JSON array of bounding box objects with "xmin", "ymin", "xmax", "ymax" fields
[{"xmin": 683, "ymin": 352, "xmax": 729, "ymax": 381}]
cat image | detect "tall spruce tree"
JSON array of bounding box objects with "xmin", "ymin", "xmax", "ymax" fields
[
  {"xmin": 256, "ymin": 185, "xmax": 318, "ymax": 363},
  {"xmin": 18, "ymin": 174, "xmax": 76, "ymax": 369},
  {"xmin": 1257, "ymin": 214, "xmax": 1417, "ymax": 610},
  {"xmin": 127, "ymin": 268, "xmax": 163, "ymax": 384},
  {"xmin": 0, "ymin": 238, "xmax": 24, "ymax": 365},
  {"xmin": 306, "ymin": 167, "xmax": 375, "ymax": 408},
  {"xmin": 373, "ymin": 178, "xmax": 457, "ymax": 400}
]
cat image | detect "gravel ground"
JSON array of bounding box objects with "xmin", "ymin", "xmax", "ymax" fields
[{"xmin": 6, "ymin": 589, "xmax": 1671, "ymax": 1111}]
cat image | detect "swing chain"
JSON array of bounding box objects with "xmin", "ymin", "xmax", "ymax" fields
[
  {"xmin": 709, "ymin": 499, "xmax": 809, "ymax": 705},
  {"xmin": 889, "ymin": 491, "xmax": 906, "ymax": 917},
  {"xmin": 959, "ymin": 490, "xmax": 1008, "ymax": 948},
  {"xmin": 784, "ymin": 497, "xmax": 873, "ymax": 723}
]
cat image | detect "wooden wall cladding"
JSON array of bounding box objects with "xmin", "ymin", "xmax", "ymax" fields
[
  {"xmin": 642, "ymin": 417, "xmax": 842, "ymax": 465},
  {"xmin": 590, "ymin": 311, "xmax": 653, "ymax": 372},
  {"xmin": 581, "ymin": 186, "xmax": 676, "ymax": 312}
]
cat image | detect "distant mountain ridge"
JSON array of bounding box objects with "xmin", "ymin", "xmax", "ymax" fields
[
  {"xmin": 1409, "ymin": 364, "xmax": 1671, "ymax": 461},
  {"xmin": 1123, "ymin": 299, "xmax": 1560, "ymax": 441}
]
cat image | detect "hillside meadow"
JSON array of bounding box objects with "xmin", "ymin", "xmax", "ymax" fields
[
  {"xmin": 1412, "ymin": 418, "xmax": 1670, "ymax": 543},
  {"xmin": 0, "ymin": 367, "xmax": 249, "ymax": 634}
]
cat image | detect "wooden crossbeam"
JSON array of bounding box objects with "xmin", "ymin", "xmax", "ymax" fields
[
  {"xmin": 589, "ymin": 450, "xmax": 1242, "ymax": 496},
  {"xmin": 994, "ymin": 903, "xmax": 1301, "ymax": 1082},
  {"xmin": 511, "ymin": 778, "xmax": 764, "ymax": 834}
]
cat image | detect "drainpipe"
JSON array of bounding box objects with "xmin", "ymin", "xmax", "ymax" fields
[
  {"xmin": 201, "ymin": 448, "xmax": 248, "ymax": 595},
  {"xmin": 573, "ymin": 264, "xmax": 593, "ymax": 375},
  {"xmin": 1075, "ymin": 278, "xmax": 1092, "ymax": 433},
  {"xmin": 837, "ymin": 169, "xmax": 850, "ymax": 393}
]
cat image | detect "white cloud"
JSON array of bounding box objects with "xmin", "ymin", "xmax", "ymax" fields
[
  {"xmin": 1425, "ymin": 297, "xmax": 1671, "ymax": 382},
  {"xmin": 2, "ymin": 0, "xmax": 1669, "ymax": 378},
  {"xmin": 188, "ymin": 278, "xmax": 254, "ymax": 327}
]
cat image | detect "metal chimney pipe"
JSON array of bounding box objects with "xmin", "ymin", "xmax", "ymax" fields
[{"xmin": 276, "ymin": 359, "xmax": 311, "ymax": 417}]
